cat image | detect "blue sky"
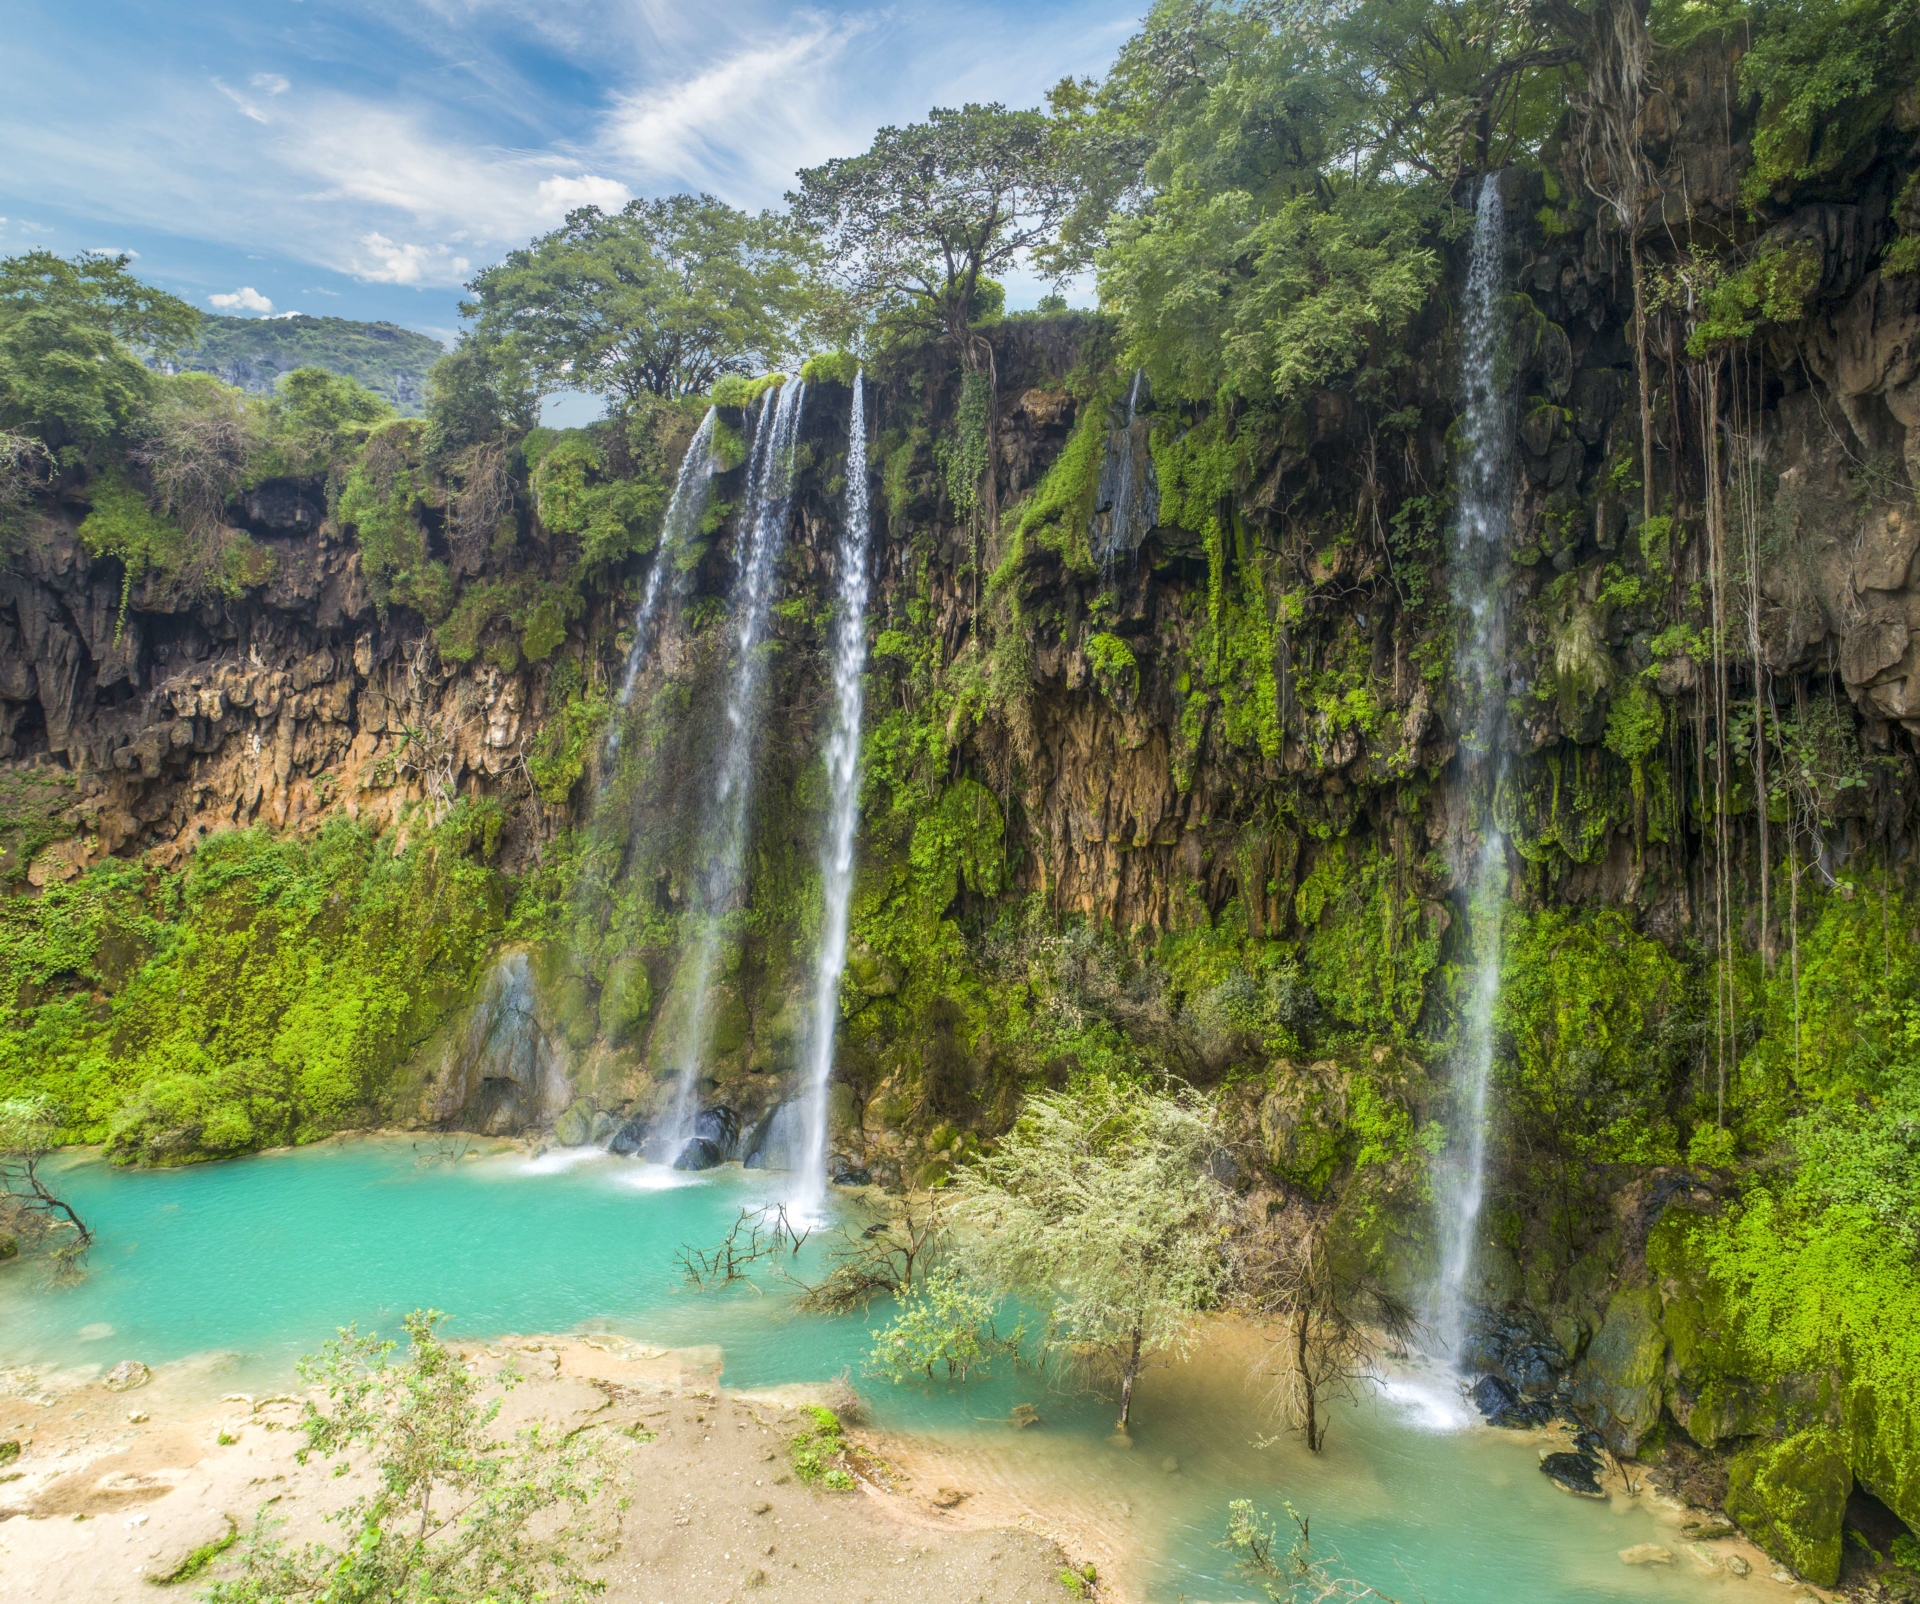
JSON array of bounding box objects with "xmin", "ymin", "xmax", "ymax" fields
[{"xmin": 1, "ymin": 0, "xmax": 1140, "ymax": 356}]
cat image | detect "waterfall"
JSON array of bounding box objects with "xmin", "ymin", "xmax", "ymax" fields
[
  {"xmin": 1093, "ymin": 368, "xmax": 1153, "ymax": 573},
  {"xmin": 795, "ymin": 372, "xmax": 873, "ymax": 1216},
  {"xmin": 1430, "ymin": 174, "xmax": 1516, "ymax": 1365},
  {"xmin": 606, "ymin": 408, "xmax": 717, "ymax": 754},
  {"xmin": 661, "ymin": 380, "xmax": 807, "ymax": 1161}
]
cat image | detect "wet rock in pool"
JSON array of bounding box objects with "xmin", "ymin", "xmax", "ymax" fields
[
  {"xmin": 1541, "ymin": 1452, "xmax": 1605, "ymax": 1497},
  {"xmin": 607, "ymin": 1115, "xmax": 647, "ymax": 1157},
  {"xmin": 103, "ymin": 1359, "xmax": 151, "ymax": 1391},
  {"xmin": 0, "ymin": 1234, "xmax": 16, "ymax": 1261},
  {"xmin": 1471, "ymin": 1373, "xmax": 1518, "ymax": 1420},
  {"xmin": 694, "ymin": 1106, "xmax": 740, "ymax": 1156},
  {"xmin": 673, "ymin": 1137, "xmax": 723, "ymax": 1171},
  {"xmin": 1618, "ymin": 1544, "xmax": 1673, "ymax": 1566},
  {"xmin": 554, "ymin": 1102, "xmax": 595, "ymax": 1148},
  {"xmin": 830, "ymin": 1154, "xmax": 872, "ymax": 1186}
]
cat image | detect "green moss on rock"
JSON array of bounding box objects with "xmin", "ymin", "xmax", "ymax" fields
[
  {"xmin": 1726, "ymin": 1427, "xmax": 1851, "ymax": 1585},
  {"xmin": 1571, "ymin": 1286, "xmax": 1666, "ymax": 1453}
]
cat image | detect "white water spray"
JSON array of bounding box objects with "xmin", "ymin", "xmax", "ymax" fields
[
  {"xmin": 664, "ymin": 381, "xmax": 807, "ymax": 1160},
  {"xmin": 1430, "ymin": 174, "xmax": 1517, "ymax": 1364},
  {"xmin": 607, "ymin": 408, "xmax": 717, "ymax": 754},
  {"xmin": 795, "ymin": 373, "xmax": 872, "ymax": 1216}
]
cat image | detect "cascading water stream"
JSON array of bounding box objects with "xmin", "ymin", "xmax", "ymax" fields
[
  {"xmin": 663, "ymin": 380, "xmax": 807, "ymax": 1161},
  {"xmin": 605, "ymin": 407, "xmax": 717, "ymax": 755},
  {"xmin": 795, "ymin": 372, "xmax": 872, "ymax": 1217},
  {"xmin": 1430, "ymin": 173, "xmax": 1517, "ymax": 1365}
]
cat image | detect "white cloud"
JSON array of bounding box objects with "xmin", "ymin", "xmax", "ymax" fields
[
  {"xmin": 209, "ymin": 285, "xmax": 273, "ymax": 313},
  {"xmin": 534, "ymin": 174, "xmax": 631, "ymax": 217},
  {"xmin": 251, "ymin": 73, "xmax": 290, "ymax": 95},
  {"xmin": 86, "ymin": 246, "xmax": 139, "ymax": 258},
  {"xmin": 267, "ymin": 309, "xmax": 303, "ymax": 318},
  {"xmin": 351, "ymin": 233, "xmax": 473, "ymax": 285}
]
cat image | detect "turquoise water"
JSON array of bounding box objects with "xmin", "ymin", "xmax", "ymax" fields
[{"xmin": 0, "ymin": 1140, "xmax": 1752, "ymax": 1603}]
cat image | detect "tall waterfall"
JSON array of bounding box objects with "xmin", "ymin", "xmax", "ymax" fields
[
  {"xmin": 606, "ymin": 408, "xmax": 717, "ymax": 754},
  {"xmin": 1430, "ymin": 174, "xmax": 1516, "ymax": 1363},
  {"xmin": 795, "ymin": 373, "xmax": 872, "ymax": 1216},
  {"xmin": 663, "ymin": 380, "xmax": 807, "ymax": 1160}
]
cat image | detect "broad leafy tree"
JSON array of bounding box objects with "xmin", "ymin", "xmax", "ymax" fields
[
  {"xmin": 952, "ymin": 1080, "xmax": 1231, "ymax": 1430},
  {"xmin": 788, "ymin": 103, "xmax": 1078, "ymax": 363},
  {"xmin": 1076, "ymin": 0, "xmax": 1586, "ymax": 409},
  {"xmin": 0, "ymin": 251, "xmax": 200, "ymax": 451},
  {"xmin": 463, "ymin": 195, "xmax": 814, "ymax": 404}
]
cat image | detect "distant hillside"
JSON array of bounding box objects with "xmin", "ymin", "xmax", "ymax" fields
[{"xmin": 168, "ymin": 315, "xmax": 445, "ymax": 414}]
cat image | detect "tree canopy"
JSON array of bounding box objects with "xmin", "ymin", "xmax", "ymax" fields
[
  {"xmin": 952, "ymin": 1080, "xmax": 1231, "ymax": 1429},
  {"xmin": 789, "ymin": 103, "xmax": 1079, "ymax": 357},
  {"xmin": 0, "ymin": 251, "xmax": 200, "ymax": 451},
  {"xmin": 462, "ymin": 195, "xmax": 816, "ymax": 404},
  {"xmin": 1073, "ymin": 0, "xmax": 1587, "ymax": 410}
]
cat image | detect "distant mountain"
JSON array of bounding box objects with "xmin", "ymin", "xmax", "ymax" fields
[{"xmin": 168, "ymin": 315, "xmax": 446, "ymax": 414}]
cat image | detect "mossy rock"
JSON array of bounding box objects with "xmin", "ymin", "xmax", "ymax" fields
[
  {"xmin": 0, "ymin": 1234, "xmax": 16, "ymax": 1262},
  {"xmin": 1256, "ymin": 1064, "xmax": 1347, "ymax": 1197},
  {"xmin": 1571, "ymin": 1286, "xmax": 1666, "ymax": 1454},
  {"xmin": 707, "ymin": 985, "xmax": 750, "ymax": 1058},
  {"xmin": 845, "ymin": 944, "xmax": 901, "ymax": 999},
  {"xmin": 1726, "ymin": 1426, "xmax": 1851, "ymax": 1586},
  {"xmin": 554, "ymin": 975, "xmax": 598, "ymax": 1050},
  {"xmin": 554, "ymin": 1101, "xmax": 596, "ymax": 1148},
  {"xmin": 598, "ymin": 959, "xmax": 653, "ymax": 1045}
]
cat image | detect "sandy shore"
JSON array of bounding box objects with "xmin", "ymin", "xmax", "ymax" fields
[{"xmin": 0, "ymin": 1334, "xmax": 1093, "ymax": 1604}]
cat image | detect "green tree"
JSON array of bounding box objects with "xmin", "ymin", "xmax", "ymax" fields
[
  {"xmin": 209, "ymin": 1310, "xmax": 607, "ymax": 1604},
  {"xmin": 789, "ymin": 103, "xmax": 1078, "ymax": 362},
  {"xmin": 464, "ymin": 195, "xmax": 814, "ymax": 404},
  {"xmin": 1079, "ymin": 0, "xmax": 1582, "ymax": 408},
  {"xmin": 952, "ymin": 1079, "xmax": 1230, "ymax": 1429},
  {"xmin": 0, "ymin": 1094, "xmax": 93, "ymax": 1261},
  {"xmin": 0, "ymin": 251, "xmax": 200, "ymax": 451},
  {"xmin": 423, "ymin": 338, "xmax": 538, "ymax": 457}
]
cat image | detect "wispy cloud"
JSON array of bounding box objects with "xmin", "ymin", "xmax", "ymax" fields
[
  {"xmin": 602, "ymin": 18, "xmax": 868, "ymax": 201},
  {"xmin": 0, "ymin": 0, "xmax": 1142, "ymax": 312}
]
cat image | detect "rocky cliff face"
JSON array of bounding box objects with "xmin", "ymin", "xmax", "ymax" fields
[{"xmin": 0, "ymin": 478, "xmax": 551, "ymax": 881}]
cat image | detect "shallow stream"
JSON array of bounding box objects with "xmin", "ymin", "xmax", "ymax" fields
[{"xmin": 0, "ymin": 1140, "xmax": 1772, "ymax": 1602}]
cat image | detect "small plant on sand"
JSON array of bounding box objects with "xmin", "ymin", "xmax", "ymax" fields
[
  {"xmin": 206, "ymin": 1309, "xmax": 609, "ymax": 1604},
  {"xmin": 788, "ymin": 1405, "xmax": 856, "ymax": 1491}
]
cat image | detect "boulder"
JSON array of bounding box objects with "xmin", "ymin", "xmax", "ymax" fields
[
  {"xmin": 1541, "ymin": 1452, "xmax": 1605, "ymax": 1497},
  {"xmin": 589, "ymin": 1110, "xmax": 615, "ymax": 1144},
  {"xmin": 102, "ymin": 1359, "xmax": 150, "ymax": 1391},
  {"xmin": 1726, "ymin": 1426, "xmax": 1851, "ymax": 1586},
  {"xmin": 829, "ymin": 1154, "xmax": 873, "ymax": 1187},
  {"xmin": 554, "ymin": 1102, "xmax": 595, "ymax": 1148},
  {"xmin": 672, "ymin": 1137, "xmax": 723, "ymax": 1172},
  {"xmin": 606, "ymin": 1115, "xmax": 647, "ymax": 1157},
  {"xmin": 1571, "ymin": 1287, "xmax": 1666, "ymax": 1454},
  {"xmin": 1470, "ymin": 1373, "xmax": 1518, "ymax": 1420},
  {"xmin": 693, "ymin": 1106, "xmax": 740, "ymax": 1156}
]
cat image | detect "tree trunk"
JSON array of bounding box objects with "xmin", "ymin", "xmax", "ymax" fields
[
  {"xmin": 1116, "ymin": 1323, "xmax": 1142, "ymax": 1431},
  {"xmin": 1295, "ymin": 1306, "xmax": 1321, "ymax": 1452}
]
